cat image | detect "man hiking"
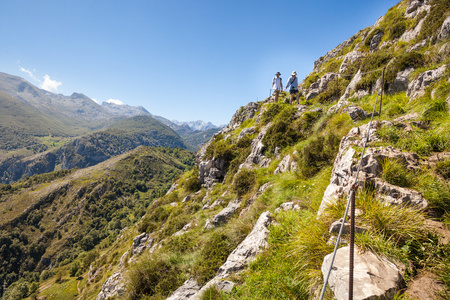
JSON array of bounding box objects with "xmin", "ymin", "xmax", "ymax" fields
[
  {"xmin": 272, "ymin": 72, "xmax": 283, "ymax": 103},
  {"xmin": 285, "ymin": 71, "xmax": 299, "ymax": 104}
]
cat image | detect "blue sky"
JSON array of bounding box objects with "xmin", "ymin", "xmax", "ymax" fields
[{"xmin": 0, "ymin": 0, "xmax": 399, "ymax": 126}]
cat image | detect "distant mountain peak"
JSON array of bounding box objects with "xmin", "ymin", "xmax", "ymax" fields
[{"xmin": 171, "ymin": 120, "xmax": 218, "ymax": 131}]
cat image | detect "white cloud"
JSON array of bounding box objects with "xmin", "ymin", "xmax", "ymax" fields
[
  {"xmin": 106, "ymin": 99, "xmax": 124, "ymax": 105},
  {"xmin": 19, "ymin": 66, "xmax": 40, "ymax": 82},
  {"xmin": 41, "ymin": 75, "xmax": 62, "ymax": 92}
]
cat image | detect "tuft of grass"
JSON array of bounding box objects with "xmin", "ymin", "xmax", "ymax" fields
[
  {"xmin": 126, "ymin": 254, "xmax": 185, "ymax": 300},
  {"xmin": 380, "ymin": 157, "xmax": 415, "ymax": 188},
  {"xmin": 435, "ymin": 159, "xmax": 450, "ymax": 180}
]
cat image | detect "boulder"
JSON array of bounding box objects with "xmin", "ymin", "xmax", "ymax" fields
[
  {"xmin": 322, "ymin": 246, "xmax": 404, "ymax": 300},
  {"xmin": 96, "ymin": 272, "xmax": 125, "ymax": 300},
  {"xmin": 204, "ymin": 199, "xmax": 242, "ymax": 229},
  {"xmin": 387, "ymin": 67, "xmax": 415, "ymax": 94},
  {"xmin": 342, "ymin": 105, "xmax": 375, "ymax": 123},
  {"xmin": 166, "ymin": 278, "xmax": 202, "ymax": 300},
  {"xmin": 438, "ymin": 16, "xmax": 450, "ymax": 41},
  {"xmin": 407, "ymin": 65, "xmax": 447, "ymax": 100}
]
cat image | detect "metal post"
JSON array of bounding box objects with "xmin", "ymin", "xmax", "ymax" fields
[
  {"xmin": 378, "ymin": 67, "xmax": 385, "ymax": 120},
  {"xmin": 349, "ymin": 184, "xmax": 357, "ymax": 300}
]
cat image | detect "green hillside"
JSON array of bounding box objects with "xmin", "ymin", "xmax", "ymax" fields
[{"xmin": 0, "ymin": 146, "xmax": 195, "ymax": 300}]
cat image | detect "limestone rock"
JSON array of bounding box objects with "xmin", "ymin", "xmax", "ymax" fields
[
  {"xmin": 166, "ymin": 278, "xmax": 201, "ymax": 300},
  {"xmin": 96, "ymin": 272, "xmax": 125, "ymax": 300},
  {"xmin": 198, "ymin": 156, "xmax": 227, "ymax": 188},
  {"xmin": 274, "ymin": 155, "xmax": 298, "ymax": 174},
  {"xmin": 237, "ymin": 126, "xmax": 255, "ymax": 142},
  {"xmin": 322, "ymin": 246, "xmax": 404, "ymax": 300},
  {"xmin": 400, "ymin": 19, "xmax": 424, "ymax": 42},
  {"xmin": 305, "ymin": 73, "xmax": 338, "ymax": 100},
  {"xmin": 370, "ymin": 31, "xmax": 384, "ymax": 52},
  {"xmin": 329, "ymin": 70, "xmax": 364, "ymax": 114},
  {"xmin": 173, "ymin": 223, "xmax": 193, "ymax": 237},
  {"xmin": 329, "ymin": 219, "xmax": 367, "ymax": 235},
  {"xmin": 387, "ymin": 67, "xmax": 415, "ymax": 94},
  {"xmin": 204, "ymin": 199, "xmax": 242, "ymax": 229},
  {"xmin": 193, "ymin": 211, "xmax": 272, "ymax": 299},
  {"xmin": 216, "ymin": 280, "xmax": 235, "ymax": 293},
  {"xmin": 313, "ymin": 34, "xmax": 359, "ymax": 73},
  {"xmin": 182, "ymin": 195, "xmax": 191, "ymax": 203},
  {"xmin": 339, "ymin": 51, "xmax": 365, "ymax": 73},
  {"xmin": 318, "ymin": 120, "xmax": 426, "ymax": 215},
  {"xmin": 342, "ymin": 105, "xmax": 374, "ymax": 123},
  {"xmin": 407, "ymin": 65, "xmax": 447, "ymax": 100},
  {"xmin": 225, "ymin": 102, "xmax": 259, "ymax": 131},
  {"xmin": 438, "ymin": 16, "xmax": 450, "ymax": 41},
  {"xmin": 408, "ymin": 39, "xmax": 428, "ymax": 52},
  {"xmin": 132, "ymin": 232, "xmax": 152, "ymax": 256},
  {"xmin": 239, "ymin": 122, "xmax": 271, "ymax": 170},
  {"xmin": 373, "ymin": 178, "xmax": 428, "ymax": 209},
  {"xmin": 275, "ymin": 201, "xmax": 301, "ymax": 213},
  {"xmin": 405, "ymin": 0, "xmax": 430, "ymax": 19}
]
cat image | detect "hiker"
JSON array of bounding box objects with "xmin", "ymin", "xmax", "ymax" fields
[
  {"xmin": 285, "ymin": 71, "xmax": 299, "ymax": 104},
  {"xmin": 272, "ymin": 72, "xmax": 283, "ymax": 102}
]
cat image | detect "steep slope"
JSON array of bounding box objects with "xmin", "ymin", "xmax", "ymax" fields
[
  {"xmin": 0, "ymin": 146, "xmax": 195, "ymax": 300},
  {"xmin": 0, "ymin": 116, "xmax": 188, "ymax": 183},
  {"xmin": 1, "ymin": 1, "xmax": 449, "ymax": 300}
]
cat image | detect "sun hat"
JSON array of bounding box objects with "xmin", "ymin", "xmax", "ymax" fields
[
  {"xmin": 291, "ymin": 71, "xmax": 297, "ymax": 75},
  {"xmin": 276, "ymin": 72, "xmax": 281, "ymax": 75}
]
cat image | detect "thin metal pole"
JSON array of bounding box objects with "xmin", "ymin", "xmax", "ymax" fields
[
  {"xmin": 349, "ymin": 186, "xmax": 356, "ymax": 300},
  {"xmin": 378, "ymin": 67, "xmax": 385, "ymax": 120}
]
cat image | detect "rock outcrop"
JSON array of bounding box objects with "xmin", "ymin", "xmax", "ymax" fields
[
  {"xmin": 274, "ymin": 154, "xmax": 298, "ymax": 174},
  {"xmin": 407, "ymin": 65, "xmax": 447, "ymax": 100},
  {"xmin": 305, "ymin": 73, "xmax": 338, "ymax": 100},
  {"xmin": 239, "ymin": 122, "xmax": 272, "ymax": 170},
  {"xmin": 438, "ymin": 16, "xmax": 450, "ymax": 41},
  {"xmin": 96, "ymin": 272, "xmax": 125, "ymax": 300},
  {"xmin": 388, "ymin": 67, "xmax": 415, "ymax": 94},
  {"xmin": 192, "ymin": 211, "xmax": 272, "ymax": 299},
  {"xmin": 318, "ymin": 121, "xmax": 427, "ymax": 215},
  {"xmin": 322, "ymin": 246, "xmax": 404, "ymax": 300},
  {"xmin": 204, "ymin": 199, "xmax": 242, "ymax": 229}
]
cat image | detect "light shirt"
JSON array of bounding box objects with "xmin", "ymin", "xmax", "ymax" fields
[
  {"xmin": 285, "ymin": 76, "xmax": 298, "ymax": 90},
  {"xmin": 272, "ymin": 77, "xmax": 282, "ymax": 90}
]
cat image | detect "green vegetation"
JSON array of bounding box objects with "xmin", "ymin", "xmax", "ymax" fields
[{"xmin": 0, "ymin": 146, "xmax": 194, "ymax": 299}]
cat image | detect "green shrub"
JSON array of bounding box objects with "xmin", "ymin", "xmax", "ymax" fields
[
  {"xmin": 380, "ymin": 158, "xmax": 415, "ymax": 188},
  {"xmin": 297, "ymin": 133, "xmax": 340, "ymax": 178},
  {"xmin": 417, "ymin": 0, "xmax": 450, "ymax": 41},
  {"xmin": 194, "ymin": 232, "xmax": 236, "ymax": 285},
  {"xmin": 260, "ymin": 102, "xmax": 284, "ymax": 125},
  {"xmin": 232, "ymin": 169, "xmax": 257, "ymax": 196},
  {"xmin": 183, "ymin": 168, "xmax": 201, "ymax": 192},
  {"xmin": 435, "ymin": 159, "xmax": 450, "ymax": 179},
  {"xmin": 126, "ymin": 255, "xmax": 184, "ymax": 300},
  {"xmin": 262, "ymin": 106, "xmax": 304, "ymax": 155}
]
